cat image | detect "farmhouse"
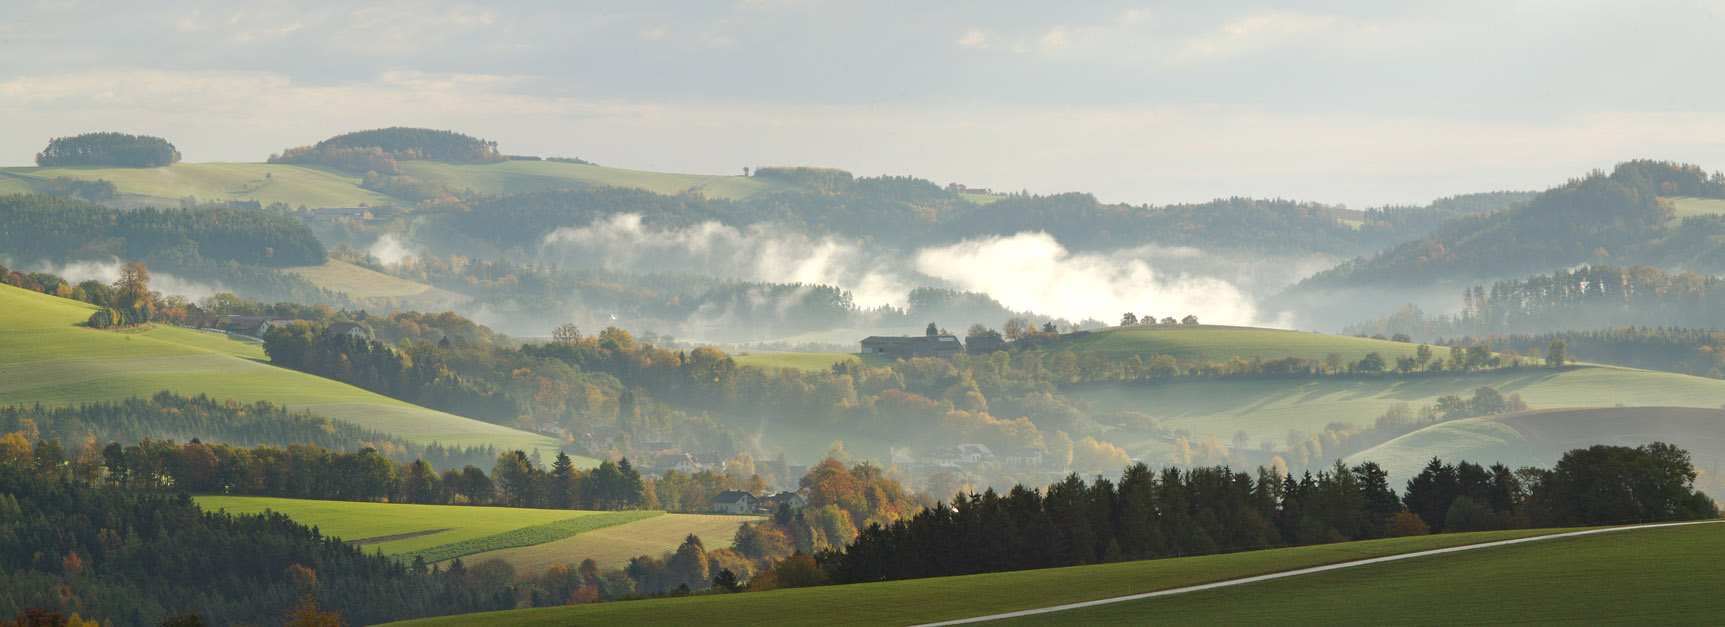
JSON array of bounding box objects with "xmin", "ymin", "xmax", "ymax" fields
[
  {"xmin": 219, "ymin": 315, "xmax": 296, "ymax": 338},
  {"xmin": 326, "ymin": 322, "xmax": 372, "ymax": 340},
  {"xmin": 577, "ymin": 429, "xmax": 613, "ymax": 456},
  {"xmin": 311, "ymin": 207, "xmax": 373, "ymax": 221},
  {"xmin": 712, "ymin": 490, "xmax": 759, "ymax": 514},
  {"xmin": 964, "ymin": 332, "xmax": 1007, "ymax": 355},
  {"xmin": 860, "ymin": 334, "xmax": 962, "ymax": 359},
  {"xmin": 759, "ymin": 490, "xmax": 809, "ymax": 511},
  {"xmin": 652, "ymin": 452, "xmax": 703, "ymax": 475}
]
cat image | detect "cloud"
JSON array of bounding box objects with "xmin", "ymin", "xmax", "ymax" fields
[
  {"xmin": 28, "ymin": 260, "xmax": 227, "ymax": 302},
  {"xmin": 368, "ymin": 234, "xmax": 415, "ymax": 265},
  {"xmin": 913, "ymin": 233, "xmax": 1267, "ymax": 326},
  {"xmin": 956, "ymin": 28, "xmax": 990, "ymax": 49}
]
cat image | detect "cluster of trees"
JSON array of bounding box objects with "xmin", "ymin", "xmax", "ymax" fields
[
  {"xmin": 35, "ymin": 132, "xmax": 180, "ymax": 167},
  {"xmin": 1357, "ymin": 190, "xmax": 1539, "ymax": 237},
  {"xmin": 1348, "ymin": 265, "xmax": 1725, "ymax": 340},
  {"xmin": 824, "ymin": 443, "xmax": 1717, "ymax": 585},
  {"xmin": 1478, "ymin": 328, "xmax": 1725, "ymax": 378},
  {"xmin": 0, "ymin": 452, "xmax": 513, "ymax": 624},
  {"xmin": 1306, "ymin": 160, "xmax": 1725, "ymax": 289},
  {"xmin": 1118, "ymin": 313, "xmax": 1199, "ymax": 326},
  {"xmin": 0, "ymin": 194, "xmax": 339, "ymax": 304},
  {"xmin": 263, "ymin": 322, "xmax": 520, "ymax": 423},
  {"xmin": 269, "ymin": 127, "xmax": 503, "ymax": 174},
  {"xmin": 0, "ymin": 392, "xmax": 498, "ymax": 469},
  {"xmin": 39, "ymin": 176, "xmax": 118, "ymax": 203},
  {"xmin": 1280, "ymin": 386, "xmax": 1527, "ymax": 470}
]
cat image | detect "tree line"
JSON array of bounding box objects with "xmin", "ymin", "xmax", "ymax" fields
[
  {"xmin": 823, "ymin": 443, "xmax": 1717, "ymax": 585},
  {"xmin": 0, "ymin": 455, "xmax": 514, "ymax": 625},
  {"xmin": 269, "ymin": 127, "xmax": 503, "ymax": 175}
]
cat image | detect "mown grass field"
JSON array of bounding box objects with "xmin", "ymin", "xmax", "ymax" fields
[
  {"xmin": 1056, "ymin": 325, "xmax": 1427, "ymax": 364},
  {"xmin": 732, "ymin": 352, "xmax": 890, "ymax": 371},
  {"xmin": 457, "ymin": 513, "xmax": 759, "ymax": 572},
  {"xmin": 1074, "ymin": 364, "xmax": 1725, "ymax": 452},
  {"xmin": 0, "ymin": 284, "xmax": 565, "ymax": 452},
  {"xmin": 401, "ymin": 161, "xmax": 787, "ymax": 201},
  {"xmin": 195, "ymin": 496, "xmax": 655, "ymax": 561},
  {"xmin": 1348, "ymin": 406, "xmax": 1725, "ymax": 483},
  {"xmin": 0, "ymin": 163, "xmax": 398, "ymax": 207},
  {"xmin": 1670, "ymin": 196, "xmax": 1725, "ymax": 218},
  {"xmin": 995, "ymin": 522, "xmax": 1725, "ymax": 626},
  {"xmin": 286, "ymin": 260, "xmax": 468, "ymax": 310},
  {"xmin": 384, "ymin": 528, "xmax": 1566, "ymax": 626}
]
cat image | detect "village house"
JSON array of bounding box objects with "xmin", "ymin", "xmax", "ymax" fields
[
  {"xmin": 219, "ymin": 315, "xmax": 296, "ymax": 338},
  {"xmin": 326, "ymin": 322, "xmax": 372, "ymax": 340},
  {"xmin": 712, "ymin": 490, "xmax": 759, "ymax": 514},
  {"xmin": 310, "ymin": 207, "xmax": 373, "ymax": 222},
  {"xmin": 860, "ymin": 334, "xmax": 963, "ymax": 359},
  {"xmin": 577, "ymin": 429, "xmax": 614, "ymax": 456},
  {"xmin": 758, "ymin": 490, "xmax": 809, "ymax": 512},
  {"xmin": 651, "ymin": 452, "xmax": 702, "ymax": 475},
  {"xmin": 964, "ymin": 332, "xmax": 1007, "ymax": 355}
]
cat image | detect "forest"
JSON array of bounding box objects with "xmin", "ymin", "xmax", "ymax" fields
[
  {"xmin": 824, "ymin": 443, "xmax": 1716, "ymax": 585},
  {"xmin": 1303, "ymin": 160, "xmax": 1725, "ymax": 288},
  {"xmin": 269, "ymin": 127, "xmax": 504, "ymax": 174},
  {"xmin": 34, "ymin": 132, "xmax": 180, "ymax": 168},
  {"xmin": 0, "ymin": 455, "xmax": 515, "ymax": 625}
]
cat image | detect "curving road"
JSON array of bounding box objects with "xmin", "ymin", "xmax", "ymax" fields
[{"xmin": 911, "ymin": 519, "xmax": 1725, "ymax": 626}]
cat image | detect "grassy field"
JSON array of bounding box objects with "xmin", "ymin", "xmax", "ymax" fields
[
  {"xmin": 1073, "ymin": 364, "xmax": 1725, "ymax": 453},
  {"xmin": 0, "ymin": 163, "xmax": 398, "ymax": 207},
  {"xmin": 1348, "ymin": 406, "xmax": 1725, "ymax": 482},
  {"xmin": 1670, "ymin": 196, "xmax": 1725, "ymax": 218},
  {"xmin": 995, "ymin": 522, "xmax": 1725, "ymax": 625},
  {"xmin": 0, "ymin": 284, "xmax": 565, "ymax": 452},
  {"xmin": 286, "ymin": 260, "xmax": 467, "ymax": 310},
  {"xmin": 732, "ymin": 352, "xmax": 873, "ymax": 371},
  {"xmin": 458, "ymin": 513, "xmax": 759, "ymax": 572},
  {"xmin": 1056, "ymin": 324, "xmax": 1427, "ymax": 364},
  {"xmin": 384, "ymin": 528, "xmax": 1566, "ymax": 626},
  {"xmin": 401, "ymin": 161, "xmax": 788, "ymax": 201},
  {"xmin": 195, "ymin": 496, "xmax": 654, "ymax": 561}
]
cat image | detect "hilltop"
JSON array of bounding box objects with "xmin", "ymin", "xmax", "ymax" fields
[{"xmin": 0, "ymin": 283, "xmax": 562, "ymax": 452}]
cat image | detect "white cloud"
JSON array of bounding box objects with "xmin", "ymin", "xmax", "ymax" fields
[{"xmin": 956, "ymin": 28, "xmax": 989, "ymax": 49}]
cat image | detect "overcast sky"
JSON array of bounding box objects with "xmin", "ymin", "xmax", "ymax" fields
[{"xmin": 3, "ymin": 0, "xmax": 1723, "ymax": 207}]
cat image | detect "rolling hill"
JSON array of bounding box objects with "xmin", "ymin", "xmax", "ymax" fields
[
  {"xmin": 195, "ymin": 496, "xmax": 661, "ymax": 563},
  {"xmin": 1075, "ymin": 365, "xmax": 1725, "ymax": 454},
  {"xmin": 381, "ymin": 524, "xmax": 1725, "ymax": 626},
  {"xmin": 286, "ymin": 259, "xmax": 468, "ymax": 310},
  {"xmin": 0, "ymin": 283, "xmax": 566, "ymax": 452},
  {"xmin": 451, "ymin": 512, "xmax": 759, "ymax": 571},
  {"xmin": 1346, "ymin": 406, "xmax": 1725, "ymax": 483},
  {"xmin": 1053, "ymin": 324, "xmax": 1426, "ymax": 364}
]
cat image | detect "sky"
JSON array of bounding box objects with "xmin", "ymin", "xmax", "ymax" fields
[{"xmin": 3, "ymin": 0, "xmax": 1724, "ymax": 207}]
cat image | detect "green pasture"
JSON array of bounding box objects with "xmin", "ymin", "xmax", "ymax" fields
[
  {"xmin": 0, "ymin": 162, "xmax": 399, "ymax": 207},
  {"xmin": 1670, "ymin": 196, "xmax": 1725, "ymax": 218},
  {"xmin": 733, "ymin": 353, "xmax": 866, "ymax": 372},
  {"xmin": 1056, "ymin": 325, "xmax": 1427, "ymax": 364},
  {"xmin": 195, "ymin": 496, "xmax": 654, "ymax": 560},
  {"xmin": 384, "ymin": 528, "xmax": 1561, "ymax": 626},
  {"xmin": 0, "ymin": 284, "xmax": 566, "ymax": 452},
  {"xmin": 287, "ymin": 260, "xmax": 435, "ymax": 298},
  {"xmin": 997, "ymin": 522, "xmax": 1725, "ymax": 626},
  {"xmin": 1349, "ymin": 406, "xmax": 1725, "ymax": 483},
  {"xmin": 1073, "ymin": 364, "xmax": 1725, "ymax": 452},
  {"xmin": 401, "ymin": 161, "xmax": 787, "ymax": 201},
  {"xmin": 457, "ymin": 513, "xmax": 758, "ymax": 572}
]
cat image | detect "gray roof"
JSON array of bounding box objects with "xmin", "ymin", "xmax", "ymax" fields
[{"xmin": 714, "ymin": 490, "xmax": 757, "ymax": 503}]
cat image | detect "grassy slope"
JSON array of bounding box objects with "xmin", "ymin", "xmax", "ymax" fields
[
  {"xmin": 195, "ymin": 496, "xmax": 651, "ymax": 560},
  {"xmin": 1348, "ymin": 406, "xmax": 1725, "ymax": 482},
  {"xmin": 997, "ymin": 523, "xmax": 1725, "ymax": 626},
  {"xmin": 384, "ymin": 529, "xmax": 1560, "ymax": 626},
  {"xmin": 1073, "ymin": 365, "xmax": 1725, "ymax": 451},
  {"xmin": 0, "ymin": 284, "xmax": 565, "ymax": 452},
  {"xmin": 733, "ymin": 353, "xmax": 868, "ymax": 371},
  {"xmin": 0, "ymin": 163, "xmax": 397, "ymax": 207},
  {"xmin": 1671, "ymin": 196, "xmax": 1725, "ymax": 218},
  {"xmin": 402, "ymin": 161, "xmax": 787, "ymax": 201},
  {"xmin": 455, "ymin": 513, "xmax": 760, "ymax": 572},
  {"xmin": 286, "ymin": 260, "xmax": 468, "ymax": 310},
  {"xmin": 1056, "ymin": 324, "xmax": 1426, "ymax": 364}
]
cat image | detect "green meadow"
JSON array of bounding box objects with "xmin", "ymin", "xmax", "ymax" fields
[
  {"xmin": 996, "ymin": 522, "xmax": 1725, "ymax": 626},
  {"xmin": 383, "ymin": 528, "xmax": 1564, "ymax": 626},
  {"xmin": 0, "ymin": 284, "xmax": 566, "ymax": 452},
  {"xmin": 195, "ymin": 496, "xmax": 656, "ymax": 561},
  {"xmin": 0, "ymin": 162, "xmax": 397, "ymax": 207},
  {"xmin": 402, "ymin": 160, "xmax": 790, "ymax": 201},
  {"xmin": 454, "ymin": 513, "xmax": 759, "ymax": 572},
  {"xmin": 1055, "ymin": 324, "xmax": 1427, "ymax": 364},
  {"xmin": 1670, "ymin": 196, "xmax": 1725, "ymax": 218}
]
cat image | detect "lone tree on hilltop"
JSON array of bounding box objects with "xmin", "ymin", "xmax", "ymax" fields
[{"xmin": 1120, "ymin": 312, "xmax": 1138, "ymax": 326}]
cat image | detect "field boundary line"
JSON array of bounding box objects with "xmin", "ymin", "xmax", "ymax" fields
[{"xmin": 912, "ymin": 519, "xmax": 1725, "ymax": 626}]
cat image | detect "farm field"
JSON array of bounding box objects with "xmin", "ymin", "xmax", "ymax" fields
[
  {"xmin": 1670, "ymin": 196, "xmax": 1725, "ymax": 218},
  {"xmin": 1347, "ymin": 406, "xmax": 1725, "ymax": 482},
  {"xmin": 1055, "ymin": 325, "xmax": 1427, "ymax": 364},
  {"xmin": 0, "ymin": 284, "xmax": 566, "ymax": 452},
  {"xmin": 0, "ymin": 162, "xmax": 398, "ymax": 207},
  {"xmin": 1073, "ymin": 364, "xmax": 1725, "ymax": 452},
  {"xmin": 995, "ymin": 522, "xmax": 1725, "ymax": 625},
  {"xmin": 384, "ymin": 528, "xmax": 1563, "ymax": 626},
  {"xmin": 733, "ymin": 352, "xmax": 869, "ymax": 371},
  {"xmin": 402, "ymin": 160, "xmax": 788, "ymax": 201},
  {"xmin": 286, "ymin": 260, "xmax": 468, "ymax": 310},
  {"xmin": 456, "ymin": 513, "xmax": 760, "ymax": 571},
  {"xmin": 195, "ymin": 496, "xmax": 656, "ymax": 562}
]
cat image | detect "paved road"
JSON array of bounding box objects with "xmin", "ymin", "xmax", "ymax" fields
[{"xmin": 912, "ymin": 519, "xmax": 1724, "ymax": 626}]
